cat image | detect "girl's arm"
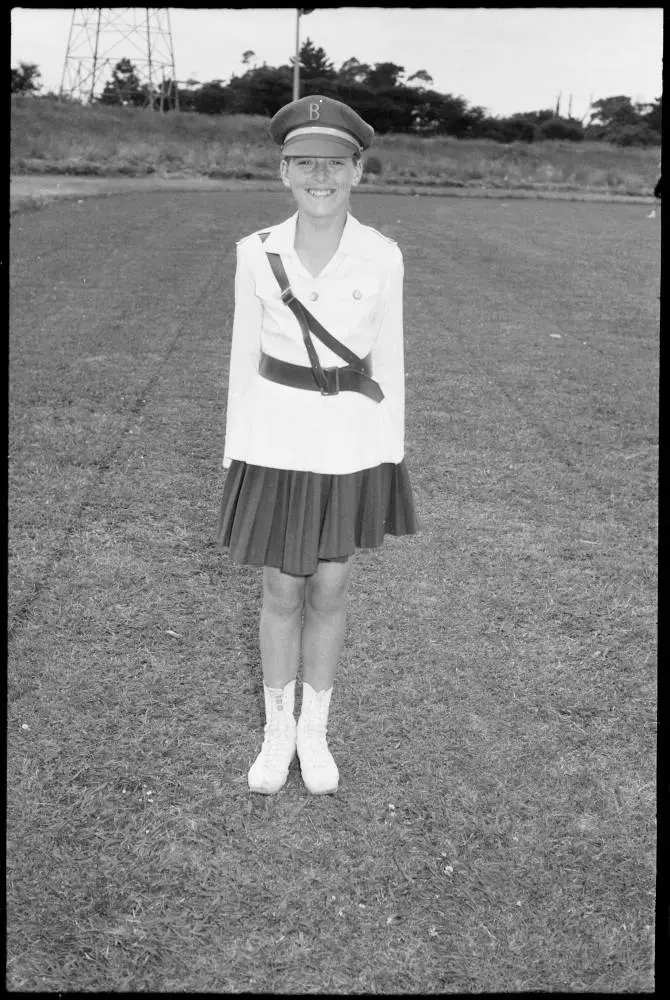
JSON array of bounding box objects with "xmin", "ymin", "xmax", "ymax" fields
[
  {"xmin": 372, "ymin": 249, "xmax": 406, "ymax": 460},
  {"xmin": 223, "ymin": 242, "xmax": 262, "ymax": 468}
]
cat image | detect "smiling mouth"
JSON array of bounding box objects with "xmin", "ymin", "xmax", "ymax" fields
[{"xmin": 307, "ymin": 189, "xmax": 335, "ymax": 198}]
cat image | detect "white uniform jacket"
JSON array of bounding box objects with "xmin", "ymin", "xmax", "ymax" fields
[{"xmin": 223, "ymin": 210, "xmax": 405, "ymax": 475}]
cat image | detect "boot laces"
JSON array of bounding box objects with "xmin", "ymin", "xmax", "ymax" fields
[
  {"xmin": 299, "ymin": 713, "xmax": 327, "ymax": 738},
  {"xmin": 298, "ymin": 719, "xmax": 332, "ymax": 767},
  {"xmin": 260, "ymin": 717, "xmax": 294, "ymax": 766}
]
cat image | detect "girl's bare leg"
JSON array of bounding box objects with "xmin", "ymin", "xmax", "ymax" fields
[
  {"xmin": 260, "ymin": 566, "xmax": 306, "ymax": 687},
  {"xmin": 302, "ymin": 558, "xmax": 352, "ymax": 691}
]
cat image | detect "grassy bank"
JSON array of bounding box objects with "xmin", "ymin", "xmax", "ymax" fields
[{"xmin": 11, "ymin": 95, "xmax": 661, "ymax": 196}]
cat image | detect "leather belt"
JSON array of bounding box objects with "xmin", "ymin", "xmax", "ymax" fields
[
  {"xmin": 259, "ymin": 352, "xmax": 383, "ymax": 401},
  {"xmin": 257, "ymin": 234, "xmax": 384, "ymax": 404}
]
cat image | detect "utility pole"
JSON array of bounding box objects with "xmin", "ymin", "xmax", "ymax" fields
[
  {"xmin": 293, "ymin": 9, "xmax": 301, "ymax": 100},
  {"xmin": 292, "ymin": 8, "xmax": 314, "ymax": 101}
]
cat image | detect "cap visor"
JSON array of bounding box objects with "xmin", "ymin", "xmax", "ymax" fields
[{"xmin": 282, "ymin": 135, "xmax": 358, "ymax": 157}]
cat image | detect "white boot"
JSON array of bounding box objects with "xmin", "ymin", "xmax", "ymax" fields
[
  {"xmin": 248, "ymin": 680, "xmax": 296, "ymax": 794},
  {"xmin": 296, "ymin": 683, "xmax": 339, "ymax": 794}
]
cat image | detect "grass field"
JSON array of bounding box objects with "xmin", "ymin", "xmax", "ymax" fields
[
  {"xmin": 11, "ymin": 95, "xmax": 662, "ymax": 196},
  {"xmin": 8, "ymin": 188, "xmax": 658, "ymax": 992}
]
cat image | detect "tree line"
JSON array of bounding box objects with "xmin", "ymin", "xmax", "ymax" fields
[{"xmin": 12, "ymin": 41, "xmax": 662, "ymax": 147}]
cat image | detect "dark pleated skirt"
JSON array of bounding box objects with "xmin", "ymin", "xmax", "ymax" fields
[{"xmin": 216, "ymin": 460, "xmax": 417, "ymax": 576}]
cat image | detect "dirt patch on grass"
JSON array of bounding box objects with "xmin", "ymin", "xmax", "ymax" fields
[
  {"xmin": 9, "ymin": 174, "xmax": 283, "ymax": 212},
  {"xmin": 10, "ymin": 172, "xmax": 652, "ymax": 215}
]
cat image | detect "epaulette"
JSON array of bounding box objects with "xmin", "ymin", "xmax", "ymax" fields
[
  {"xmin": 378, "ymin": 230, "xmax": 399, "ymax": 246},
  {"xmin": 364, "ymin": 224, "xmax": 398, "ymax": 247},
  {"xmin": 236, "ymin": 228, "xmax": 271, "ymax": 246}
]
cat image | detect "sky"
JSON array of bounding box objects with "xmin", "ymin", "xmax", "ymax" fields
[{"xmin": 10, "ymin": 6, "xmax": 663, "ymax": 119}]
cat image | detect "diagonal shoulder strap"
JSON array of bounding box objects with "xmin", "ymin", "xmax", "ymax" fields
[
  {"xmin": 263, "ymin": 246, "xmax": 366, "ymax": 371},
  {"xmin": 257, "ymin": 234, "xmax": 384, "ymax": 402},
  {"xmin": 259, "ymin": 236, "xmax": 327, "ymax": 389}
]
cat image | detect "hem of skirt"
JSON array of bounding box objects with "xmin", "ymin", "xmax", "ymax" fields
[{"xmin": 217, "ymin": 527, "xmax": 417, "ymax": 575}]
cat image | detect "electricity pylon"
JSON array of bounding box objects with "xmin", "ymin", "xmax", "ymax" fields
[{"xmin": 59, "ymin": 8, "xmax": 179, "ymax": 110}]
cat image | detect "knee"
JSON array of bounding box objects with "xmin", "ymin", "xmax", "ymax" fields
[
  {"xmin": 263, "ymin": 567, "xmax": 305, "ymax": 617},
  {"xmin": 305, "ymin": 567, "xmax": 350, "ymax": 616}
]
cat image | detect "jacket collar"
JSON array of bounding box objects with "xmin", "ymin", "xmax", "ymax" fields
[
  {"xmin": 260, "ymin": 212, "xmax": 299, "ymax": 256},
  {"xmin": 261, "ymin": 211, "xmax": 378, "ymax": 260}
]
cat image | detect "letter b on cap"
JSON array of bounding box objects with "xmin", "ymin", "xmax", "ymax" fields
[{"xmin": 309, "ymin": 102, "xmax": 320, "ymax": 120}]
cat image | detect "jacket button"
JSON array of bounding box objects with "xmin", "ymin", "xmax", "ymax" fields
[
  {"xmin": 353, "ymin": 289, "xmax": 362, "ymax": 299},
  {"xmin": 309, "ymin": 291, "xmax": 319, "ymax": 301}
]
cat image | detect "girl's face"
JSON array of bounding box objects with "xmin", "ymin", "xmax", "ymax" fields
[{"xmin": 280, "ymin": 156, "xmax": 363, "ymax": 220}]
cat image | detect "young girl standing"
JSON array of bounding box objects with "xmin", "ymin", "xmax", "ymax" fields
[{"xmin": 217, "ymin": 95, "xmax": 417, "ymax": 795}]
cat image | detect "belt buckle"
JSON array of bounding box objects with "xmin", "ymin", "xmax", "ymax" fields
[
  {"xmin": 320, "ymin": 366, "xmax": 340, "ymax": 396},
  {"xmin": 280, "ymin": 286, "xmax": 296, "ymax": 305}
]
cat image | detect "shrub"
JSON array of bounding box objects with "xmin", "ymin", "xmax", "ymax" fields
[
  {"xmin": 538, "ymin": 117, "xmax": 584, "ymax": 142},
  {"xmin": 609, "ymin": 123, "xmax": 660, "ymax": 148},
  {"xmin": 493, "ymin": 116, "xmax": 539, "ymax": 144},
  {"xmin": 11, "ymin": 62, "xmax": 42, "ymax": 95},
  {"xmin": 606, "ymin": 169, "xmax": 624, "ymax": 188},
  {"xmin": 364, "ymin": 154, "xmax": 383, "ymax": 176}
]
